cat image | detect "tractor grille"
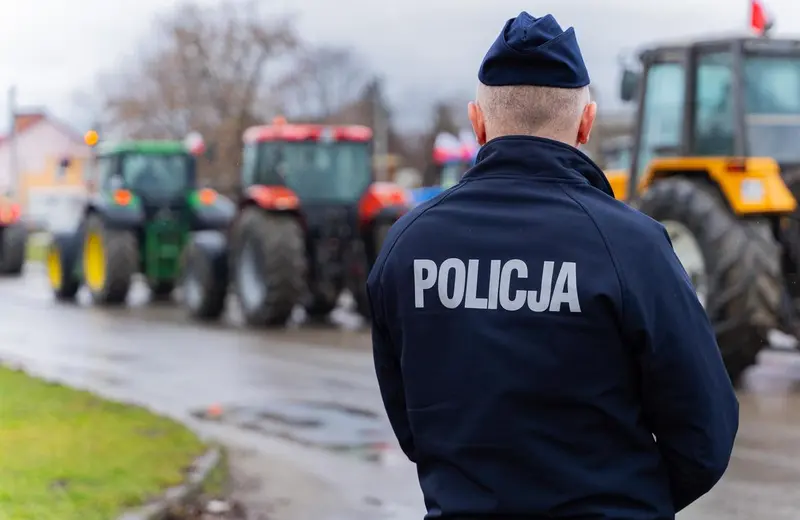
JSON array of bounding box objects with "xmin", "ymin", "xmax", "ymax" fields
[{"xmin": 145, "ymin": 214, "xmax": 187, "ymax": 281}]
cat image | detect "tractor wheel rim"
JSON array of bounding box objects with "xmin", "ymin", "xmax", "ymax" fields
[
  {"xmin": 83, "ymin": 231, "xmax": 106, "ymax": 291},
  {"xmin": 47, "ymin": 248, "xmax": 62, "ymax": 289},
  {"xmin": 663, "ymin": 220, "xmax": 708, "ymax": 308},
  {"xmin": 238, "ymin": 240, "xmax": 265, "ymax": 310}
]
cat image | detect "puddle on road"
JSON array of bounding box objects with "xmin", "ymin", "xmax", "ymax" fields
[{"xmin": 192, "ymin": 399, "xmax": 394, "ymax": 461}]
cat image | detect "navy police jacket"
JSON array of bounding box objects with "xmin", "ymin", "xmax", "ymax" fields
[{"xmin": 367, "ymin": 136, "xmax": 738, "ymax": 519}]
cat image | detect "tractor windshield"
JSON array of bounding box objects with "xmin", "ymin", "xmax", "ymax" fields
[
  {"xmin": 258, "ymin": 141, "xmax": 372, "ymax": 203},
  {"xmin": 744, "ymin": 55, "xmax": 800, "ymax": 163},
  {"xmin": 121, "ymin": 153, "xmax": 192, "ymax": 201}
]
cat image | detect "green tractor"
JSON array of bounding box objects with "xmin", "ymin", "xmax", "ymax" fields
[{"xmin": 46, "ymin": 136, "xmax": 235, "ymax": 305}]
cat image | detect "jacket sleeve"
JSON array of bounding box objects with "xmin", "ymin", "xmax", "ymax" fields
[
  {"xmin": 367, "ymin": 275, "xmax": 416, "ymax": 462},
  {"xmin": 622, "ymin": 227, "xmax": 739, "ymax": 512}
]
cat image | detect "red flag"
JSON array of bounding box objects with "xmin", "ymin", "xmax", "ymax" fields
[{"xmin": 750, "ymin": 0, "xmax": 769, "ymax": 35}]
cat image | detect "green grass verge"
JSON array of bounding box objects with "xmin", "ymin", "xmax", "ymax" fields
[{"xmin": 0, "ymin": 367, "xmax": 206, "ymax": 520}]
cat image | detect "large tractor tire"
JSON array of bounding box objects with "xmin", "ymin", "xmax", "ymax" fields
[
  {"xmin": 0, "ymin": 223, "xmax": 27, "ymax": 275},
  {"xmin": 637, "ymin": 177, "xmax": 782, "ymax": 384},
  {"xmin": 82, "ymin": 215, "xmax": 139, "ymax": 305},
  {"xmin": 47, "ymin": 236, "xmax": 80, "ymax": 302},
  {"xmin": 776, "ymin": 168, "xmax": 800, "ymax": 303},
  {"xmin": 354, "ymin": 220, "xmax": 395, "ymax": 320},
  {"xmin": 181, "ymin": 240, "xmax": 226, "ymax": 320},
  {"xmin": 231, "ymin": 208, "xmax": 307, "ymax": 327}
]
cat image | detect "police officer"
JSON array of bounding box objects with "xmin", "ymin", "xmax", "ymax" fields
[{"xmin": 367, "ymin": 11, "xmax": 739, "ymax": 520}]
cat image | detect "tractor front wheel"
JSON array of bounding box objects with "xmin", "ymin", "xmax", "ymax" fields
[
  {"xmin": 82, "ymin": 215, "xmax": 139, "ymax": 305},
  {"xmin": 231, "ymin": 208, "xmax": 307, "ymax": 327},
  {"xmin": 181, "ymin": 241, "xmax": 226, "ymax": 321},
  {"xmin": 637, "ymin": 177, "xmax": 782, "ymax": 385},
  {"xmin": 0, "ymin": 223, "xmax": 27, "ymax": 275},
  {"xmin": 47, "ymin": 241, "xmax": 80, "ymax": 301},
  {"xmin": 354, "ymin": 220, "xmax": 395, "ymax": 320}
]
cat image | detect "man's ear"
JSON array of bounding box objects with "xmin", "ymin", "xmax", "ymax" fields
[
  {"xmin": 468, "ymin": 102, "xmax": 487, "ymax": 146},
  {"xmin": 577, "ymin": 101, "xmax": 597, "ymax": 146}
]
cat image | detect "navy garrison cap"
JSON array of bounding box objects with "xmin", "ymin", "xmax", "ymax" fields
[{"xmin": 478, "ymin": 12, "xmax": 590, "ymax": 88}]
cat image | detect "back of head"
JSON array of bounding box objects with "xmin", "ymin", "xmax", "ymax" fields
[
  {"xmin": 470, "ymin": 12, "xmax": 596, "ymax": 147},
  {"xmin": 476, "ymin": 83, "xmax": 590, "ymax": 143}
]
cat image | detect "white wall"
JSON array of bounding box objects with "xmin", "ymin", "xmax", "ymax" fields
[
  {"xmin": 0, "ymin": 121, "xmax": 89, "ymax": 191},
  {"xmin": 27, "ymin": 186, "xmax": 88, "ymax": 233}
]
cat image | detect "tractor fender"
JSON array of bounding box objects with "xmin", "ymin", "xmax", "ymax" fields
[
  {"xmin": 639, "ymin": 157, "xmax": 796, "ymax": 215},
  {"xmin": 243, "ymin": 185, "xmax": 300, "ymax": 211},
  {"xmin": 191, "ymin": 193, "xmax": 237, "ymax": 231},
  {"xmin": 359, "ymin": 182, "xmax": 411, "ymax": 225},
  {"xmin": 49, "ymin": 231, "xmax": 82, "ymax": 277},
  {"xmin": 185, "ymin": 230, "xmax": 229, "ymax": 281},
  {"xmin": 87, "ymin": 194, "xmax": 145, "ymax": 229}
]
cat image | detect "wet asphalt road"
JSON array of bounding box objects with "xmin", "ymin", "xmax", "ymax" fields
[{"xmin": 3, "ymin": 266, "xmax": 800, "ymax": 519}]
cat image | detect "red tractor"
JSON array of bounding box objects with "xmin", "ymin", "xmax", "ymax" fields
[
  {"xmin": 181, "ymin": 119, "xmax": 411, "ymax": 326},
  {"xmin": 0, "ymin": 196, "xmax": 26, "ymax": 275}
]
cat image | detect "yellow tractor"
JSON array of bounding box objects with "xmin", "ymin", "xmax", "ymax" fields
[{"xmin": 607, "ymin": 35, "xmax": 800, "ymax": 382}]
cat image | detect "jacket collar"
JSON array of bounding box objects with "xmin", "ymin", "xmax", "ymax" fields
[{"xmin": 463, "ymin": 135, "xmax": 614, "ymax": 196}]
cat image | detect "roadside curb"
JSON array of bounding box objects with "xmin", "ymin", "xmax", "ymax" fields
[{"xmin": 116, "ymin": 446, "xmax": 222, "ymax": 520}]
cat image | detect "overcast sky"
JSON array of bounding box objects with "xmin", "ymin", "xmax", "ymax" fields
[{"xmin": 0, "ymin": 0, "xmax": 796, "ymax": 133}]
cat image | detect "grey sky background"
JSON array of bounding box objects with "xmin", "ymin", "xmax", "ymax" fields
[{"xmin": 0, "ymin": 0, "xmax": 795, "ymax": 133}]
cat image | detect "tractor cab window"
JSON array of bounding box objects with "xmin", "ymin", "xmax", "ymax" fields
[
  {"xmin": 241, "ymin": 143, "xmax": 258, "ymax": 187},
  {"xmin": 744, "ymin": 55, "xmax": 800, "ymax": 163},
  {"xmin": 256, "ymin": 141, "xmax": 372, "ymax": 203},
  {"xmin": 120, "ymin": 154, "xmax": 192, "ymax": 200},
  {"xmin": 94, "ymin": 156, "xmax": 116, "ymax": 188},
  {"xmin": 694, "ymin": 52, "xmax": 735, "ymax": 156},
  {"xmin": 636, "ymin": 62, "xmax": 686, "ymax": 182}
]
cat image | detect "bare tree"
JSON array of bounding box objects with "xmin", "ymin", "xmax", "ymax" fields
[
  {"xmin": 278, "ymin": 45, "xmax": 370, "ymax": 120},
  {"xmin": 97, "ymin": 0, "xmax": 297, "ymax": 192}
]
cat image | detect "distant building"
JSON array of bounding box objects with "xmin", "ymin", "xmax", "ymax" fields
[{"xmin": 0, "ymin": 111, "xmax": 91, "ymax": 228}]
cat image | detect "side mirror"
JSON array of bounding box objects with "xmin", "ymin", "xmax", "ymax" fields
[{"xmin": 620, "ymin": 69, "xmax": 641, "ymax": 102}]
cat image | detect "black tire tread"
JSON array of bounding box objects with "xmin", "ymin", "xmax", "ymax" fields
[
  {"xmin": 232, "ymin": 208, "xmax": 307, "ymax": 327},
  {"xmin": 0, "ymin": 225, "xmax": 26, "ymax": 275},
  {"xmin": 637, "ymin": 177, "xmax": 782, "ymax": 383},
  {"xmin": 355, "ymin": 221, "xmax": 394, "ymax": 320},
  {"xmin": 85, "ymin": 215, "xmax": 138, "ymax": 305},
  {"xmin": 182, "ymin": 241, "xmax": 226, "ymax": 320},
  {"xmin": 50, "ymin": 242, "xmax": 80, "ymax": 301}
]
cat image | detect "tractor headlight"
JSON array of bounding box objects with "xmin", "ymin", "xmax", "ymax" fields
[{"xmin": 740, "ymin": 179, "xmax": 765, "ymax": 203}]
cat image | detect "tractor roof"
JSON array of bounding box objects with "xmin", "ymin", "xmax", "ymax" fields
[
  {"xmin": 638, "ymin": 32, "xmax": 800, "ymax": 61},
  {"xmin": 95, "ymin": 140, "xmax": 188, "ymax": 156},
  {"xmin": 243, "ymin": 124, "xmax": 372, "ymax": 144}
]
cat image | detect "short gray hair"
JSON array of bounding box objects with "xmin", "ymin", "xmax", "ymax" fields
[{"xmin": 476, "ymin": 83, "xmax": 590, "ymax": 140}]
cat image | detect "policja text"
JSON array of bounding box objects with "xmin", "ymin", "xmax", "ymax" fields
[{"xmin": 413, "ymin": 258, "xmax": 581, "ymax": 312}]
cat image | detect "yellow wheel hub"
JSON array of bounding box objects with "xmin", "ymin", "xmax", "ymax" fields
[
  {"xmin": 47, "ymin": 247, "xmax": 62, "ymax": 289},
  {"xmin": 83, "ymin": 231, "xmax": 106, "ymax": 291}
]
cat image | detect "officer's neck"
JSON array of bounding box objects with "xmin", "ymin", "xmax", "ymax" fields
[{"xmin": 486, "ymin": 132, "xmax": 578, "ymax": 149}]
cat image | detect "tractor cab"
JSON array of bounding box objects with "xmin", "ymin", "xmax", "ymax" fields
[
  {"xmin": 615, "ymin": 34, "xmax": 800, "ymax": 203},
  {"xmin": 88, "ymin": 141, "xmax": 197, "ymax": 216},
  {"xmin": 241, "ymin": 121, "xmax": 373, "ymax": 212},
  {"xmin": 410, "ymin": 131, "xmax": 478, "ymax": 206},
  {"xmin": 608, "ymin": 33, "xmax": 800, "ymax": 382}
]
